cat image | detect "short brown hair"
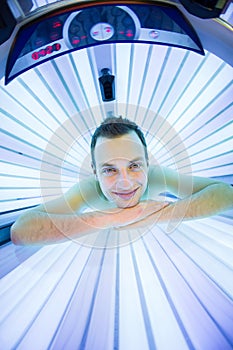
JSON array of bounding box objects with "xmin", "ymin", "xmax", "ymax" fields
[{"xmin": 91, "ymin": 116, "xmax": 148, "ymax": 166}]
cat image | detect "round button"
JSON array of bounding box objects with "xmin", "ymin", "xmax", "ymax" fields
[
  {"xmin": 71, "ymin": 36, "xmax": 80, "ymax": 46},
  {"xmin": 90, "ymin": 22, "xmax": 114, "ymax": 41},
  {"xmin": 149, "ymin": 30, "xmax": 159, "ymax": 39}
]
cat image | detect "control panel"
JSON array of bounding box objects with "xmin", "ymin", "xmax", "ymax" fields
[{"xmin": 6, "ymin": 2, "xmax": 204, "ymax": 84}]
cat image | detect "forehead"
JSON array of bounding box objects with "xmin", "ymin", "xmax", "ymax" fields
[{"xmin": 94, "ymin": 132, "xmax": 146, "ymax": 166}]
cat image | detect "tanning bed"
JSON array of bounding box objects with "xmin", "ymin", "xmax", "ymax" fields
[{"xmin": 0, "ymin": 1, "xmax": 232, "ymax": 349}]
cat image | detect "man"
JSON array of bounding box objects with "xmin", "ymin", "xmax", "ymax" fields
[{"xmin": 11, "ymin": 116, "xmax": 233, "ymax": 245}]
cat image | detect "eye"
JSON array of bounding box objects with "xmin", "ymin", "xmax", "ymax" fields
[
  {"xmin": 129, "ymin": 162, "xmax": 142, "ymax": 170},
  {"xmin": 102, "ymin": 167, "xmax": 117, "ymax": 176}
]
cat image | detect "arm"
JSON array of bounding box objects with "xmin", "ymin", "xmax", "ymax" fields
[
  {"xmin": 11, "ymin": 176, "xmax": 168, "ymax": 245},
  {"xmin": 117, "ymin": 182, "xmax": 233, "ymax": 230},
  {"xmin": 116, "ymin": 167, "xmax": 233, "ymax": 230}
]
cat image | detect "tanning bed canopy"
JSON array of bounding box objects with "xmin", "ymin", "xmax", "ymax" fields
[
  {"xmin": 5, "ymin": 0, "xmax": 205, "ymax": 84},
  {"xmin": 179, "ymin": 0, "xmax": 231, "ymax": 19}
]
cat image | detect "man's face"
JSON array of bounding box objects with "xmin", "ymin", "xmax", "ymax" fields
[{"xmin": 93, "ymin": 131, "xmax": 149, "ymax": 208}]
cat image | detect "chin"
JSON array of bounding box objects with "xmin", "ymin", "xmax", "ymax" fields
[{"xmin": 116, "ymin": 198, "xmax": 140, "ymax": 209}]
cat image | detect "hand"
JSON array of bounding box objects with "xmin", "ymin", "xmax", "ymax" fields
[{"xmin": 110, "ymin": 200, "xmax": 170, "ymax": 228}]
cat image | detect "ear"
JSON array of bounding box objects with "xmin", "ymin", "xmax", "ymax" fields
[
  {"xmin": 91, "ymin": 163, "xmax": 98, "ymax": 180},
  {"xmin": 91, "ymin": 162, "xmax": 96, "ymax": 173}
]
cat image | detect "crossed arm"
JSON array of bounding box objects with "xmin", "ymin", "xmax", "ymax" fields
[
  {"xmin": 11, "ymin": 168, "xmax": 233, "ymax": 245},
  {"xmin": 117, "ymin": 166, "xmax": 233, "ymax": 230},
  {"xmin": 116, "ymin": 182, "xmax": 233, "ymax": 231},
  {"xmin": 10, "ymin": 200, "xmax": 169, "ymax": 245}
]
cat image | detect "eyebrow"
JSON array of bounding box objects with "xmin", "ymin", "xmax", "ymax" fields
[
  {"xmin": 100, "ymin": 157, "xmax": 145, "ymax": 168},
  {"xmin": 100, "ymin": 163, "xmax": 115, "ymax": 168}
]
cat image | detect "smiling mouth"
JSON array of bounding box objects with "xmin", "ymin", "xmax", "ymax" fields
[{"xmin": 112, "ymin": 188, "xmax": 139, "ymax": 200}]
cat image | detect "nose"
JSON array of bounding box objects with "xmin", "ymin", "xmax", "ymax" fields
[{"xmin": 116, "ymin": 168, "xmax": 133, "ymax": 190}]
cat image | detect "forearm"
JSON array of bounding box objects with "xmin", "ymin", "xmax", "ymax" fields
[
  {"xmin": 11, "ymin": 201, "xmax": 168, "ymax": 245},
  {"xmin": 118, "ymin": 183, "xmax": 233, "ymax": 230},
  {"xmin": 10, "ymin": 210, "xmax": 116, "ymax": 245},
  {"xmin": 160, "ymin": 183, "xmax": 233, "ymax": 222}
]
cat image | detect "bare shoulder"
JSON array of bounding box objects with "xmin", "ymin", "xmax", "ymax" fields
[
  {"xmin": 147, "ymin": 165, "xmax": 168, "ymax": 192},
  {"xmin": 31, "ymin": 176, "xmax": 104, "ymax": 214},
  {"xmin": 68, "ymin": 175, "xmax": 117, "ymax": 211},
  {"xmin": 147, "ymin": 164, "xmax": 228, "ymax": 198},
  {"xmin": 147, "ymin": 165, "xmax": 191, "ymax": 197},
  {"xmin": 76, "ymin": 175, "xmax": 107, "ymax": 210},
  {"xmin": 140, "ymin": 165, "xmax": 166, "ymax": 200}
]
